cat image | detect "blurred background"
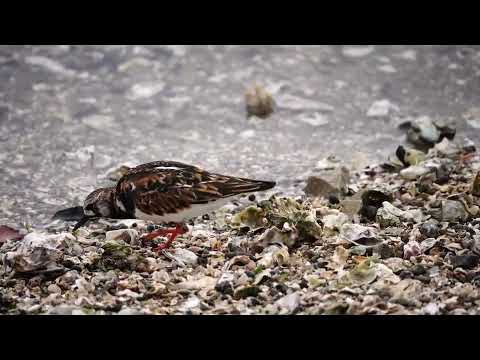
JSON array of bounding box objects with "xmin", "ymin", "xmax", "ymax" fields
[{"xmin": 1, "ymin": 45, "xmax": 480, "ymax": 227}]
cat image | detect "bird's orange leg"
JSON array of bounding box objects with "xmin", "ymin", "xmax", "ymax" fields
[{"xmin": 141, "ymin": 224, "xmax": 188, "ymax": 252}]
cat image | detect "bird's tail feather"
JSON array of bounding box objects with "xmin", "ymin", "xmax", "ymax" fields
[{"xmin": 220, "ymin": 178, "xmax": 276, "ymax": 196}]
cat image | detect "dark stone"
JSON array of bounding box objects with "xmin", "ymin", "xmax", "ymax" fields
[
  {"xmin": 411, "ymin": 264, "xmax": 427, "ymax": 276},
  {"xmin": 108, "ymin": 223, "xmax": 128, "ymax": 231},
  {"xmin": 470, "ymin": 273, "xmax": 480, "ymax": 287},
  {"xmin": 0, "ymin": 293, "xmax": 16, "ymax": 313},
  {"xmin": 434, "ymin": 164, "xmax": 451, "ymax": 185},
  {"xmin": 399, "ymin": 270, "xmax": 414, "ymax": 279},
  {"xmin": 275, "ymin": 283, "xmax": 288, "ymax": 294},
  {"xmin": 361, "ymin": 205, "xmax": 380, "ymax": 221},
  {"xmin": 215, "ymin": 280, "xmax": 234, "ymax": 295},
  {"xmin": 416, "ymin": 181, "xmax": 436, "ymax": 195},
  {"xmin": 360, "ymin": 190, "xmax": 392, "ymax": 221},
  {"xmin": 233, "ymin": 286, "xmax": 260, "ymax": 300},
  {"xmin": 375, "ymin": 243, "xmax": 395, "ymax": 259},
  {"xmin": 303, "ymin": 176, "xmax": 338, "ymax": 199},
  {"xmin": 197, "ymin": 256, "xmax": 208, "ymax": 266},
  {"xmin": 328, "ymin": 194, "xmax": 340, "ymax": 205},
  {"xmin": 248, "ymin": 194, "xmax": 256, "ymax": 202},
  {"xmin": 202, "ymin": 214, "xmax": 210, "ymax": 220},
  {"xmin": 299, "ymin": 279, "xmax": 308, "ymax": 289},
  {"xmin": 416, "ymin": 275, "xmax": 431, "ymax": 283},
  {"xmin": 419, "ymin": 221, "xmax": 440, "ymax": 238},
  {"xmin": 452, "ymin": 254, "xmax": 479, "ymax": 270}
]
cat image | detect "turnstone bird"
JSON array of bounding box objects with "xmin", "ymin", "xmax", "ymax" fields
[{"xmin": 64, "ymin": 161, "xmax": 276, "ymax": 252}]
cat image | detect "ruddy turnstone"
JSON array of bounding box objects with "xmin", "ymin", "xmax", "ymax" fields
[{"xmin": 59, "ymin": 161, "xmax": 276, "ymax": 252}]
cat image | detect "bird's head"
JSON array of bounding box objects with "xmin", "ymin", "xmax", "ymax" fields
[{"xmin": 83, "ymin": 187, "xmax": 116, "ymax": 218}]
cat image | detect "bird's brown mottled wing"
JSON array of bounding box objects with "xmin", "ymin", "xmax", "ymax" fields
[{"xmin": 116, "ymin": 161, "xmax": 275, "ymax": 217}]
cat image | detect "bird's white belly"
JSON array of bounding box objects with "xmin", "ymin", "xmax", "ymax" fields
[{"xmin": 134, "ymin": 198, "xmax": 232, "ymax": 223}]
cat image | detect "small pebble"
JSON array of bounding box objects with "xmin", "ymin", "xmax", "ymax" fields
[
  {"xmin": 452, "ymin": 254, "xmax": 479, "ymax": 269},
  {"xmin": 419, "ymin": 221, "xmax": 440, "ymax": 238},
  {"xmin": 47, "ymin": 284, "xmax": 62, "ymax": 294},
  {"xmin": 328, "ymin": 194, "xmax": 340, "ymax": 205},
  {"xmin": 399, "ymin": 270, "xmax": 414, "ymax": 279},
  {"xmin": 411, "ymin": 264, "xmax": 427, "ymax": 276}
]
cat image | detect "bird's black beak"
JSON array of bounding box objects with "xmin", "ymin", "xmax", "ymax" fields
[
  {"xmin": 52, "ymin": 206, "xmax": 97, "ymax": 232},
  {"xmin": 72, "ymin": 215, "xmax": 97, "ymax": 231}
]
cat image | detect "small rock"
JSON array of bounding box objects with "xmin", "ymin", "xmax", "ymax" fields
[
  {"xmin": 47, "ymin": 284, "xmax": 62, "ymax": 294},
  {"xmin": 304, "ymin": 176, "xmax": 338, "ymax": 198},
  {"xmin": 400, "ymin": 165, "xmax": 431, "ymax": 180},
  {"xmin": 422, "ymin": 302, "xmax": 440, "ymax": 315},
  {"xmin": 322, "ymin": 211, "xmax": 349, "ymax": 235},
  {"xmin": 340, "ymin": 223, "xmax": 379, "ymax": 247},
  {"xmin": 328, "ymin": 194, "xmax": 340, "ymax": 204},
  {"xmin": 105, "ymin": 229, "xmax": 139, "ymax": 245},
  {"xmin": 253, "ymin": 269, "xmax": 272, "ymax": 285},
  {"xmin": 376, "ymin": 207, "xmax": 401, "ymax": 228},
  {"xmin": 411, "ymin": 264, "xmax": 427, "ymax": 276},
  {"xmin": 441, "ymin": 200, "xmax": 468, "ymax": 222},
  {"xmin": 257, "ymin": 244, "xmax": 290, "ymax": 268},
  {"xmin": 404, "ymin": 240, "xmax": 421, "ymax": 259},
  {"xmin": 374, "ymin": 243, "xmax": 395, "ymax": 259},
  {"xmin": 179, "ymin": 296, "xmax": 201, "ymax": 312},
  {"xmin": 419, "ymin": 238, "xmax": 439, "ymax": 254},
  {"xmin": 177, "ymin": 276, "xmax": 217, "ymax": 291},
  {"xmin": 233, "ymin": 285, "xmax": 260, "ymax": 300},
  {"xmin": 360, "ymin": 190, "xmax": 392, "ymax": 220},
  {"xmin": 275, "ymin": 292, "xmax": 300, "ymax": 313},
  {"xmin": 170, "ymin": 248, "xmax": 198, "ymax": 266},
  {"xmin": 245, "ymin": 84, "xmax": 275, "ymax": 119},
  {"xmin": 2, "ymin": 232, "xmax": 75, "ymax": 274},
  {"xmin": 56, "ymin": 270, "xmax": 80, "ymax": 290},
  {"xmin": 419, "ymin": 220, "xmax": 440, "ymax": 238},
  {"xmin": 215, "ymin": 272, "xmax": 235, "ymax": 295},
  {"xmin": 452, "ymin": 254, "xmax": 479, "ymax": 270}
]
